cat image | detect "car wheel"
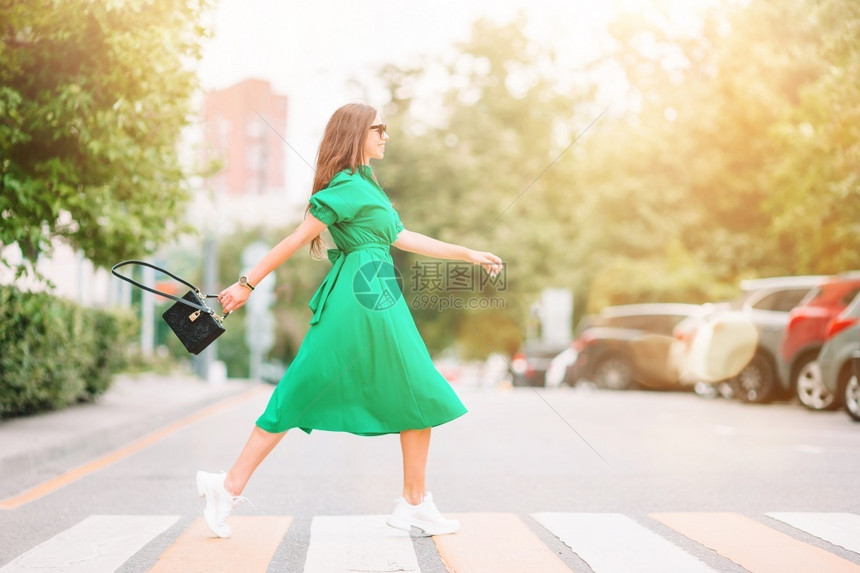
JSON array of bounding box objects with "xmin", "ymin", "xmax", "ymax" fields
[
  {"xmin": 694, "ymin": 382, "xmax": 718, "ymax": 399},
  {"xmin": 592, "ymin": 355, "xmax": 635, "ymax": 390},
  {"xmin": 718, "ymin": 380, "xmax": 736, "ymax": 400},
  {"xmin": 844, "ymin": 371, "xmax": 860, "ymax": 422},
  {"xmin": 795, "ymin": 358, "xmax": 836, "ymax": 411},
  {"xmin": 735, "ymin": 353, "xmax": 776, "ymax": 404}
]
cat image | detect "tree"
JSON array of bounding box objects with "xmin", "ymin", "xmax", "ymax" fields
[
  {"xmin": 576, "ymin": 0, "xmax": 860, "ymax": 307},
  {"xmin": 0, "ymin": 0, "xmax": 213, "ymax": 276},
  {"xmin": 764, "ymin": 0, "xmax": 860, "ymax": 272},
  {"xmin": 378, "ymin": 17, "xmax": 594, "ymax": 357},
  {"xmin": 379, "ymin": 0, "xmax": 860, "ymax": 337}
]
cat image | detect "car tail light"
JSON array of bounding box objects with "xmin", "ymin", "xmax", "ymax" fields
[
  {"xmin": 826, "ymin": 316, "xmax": 859, "ymax": 340},
  {"xmin": 786, "ymin": 313, "xmax": 807, "ymax": 333},
  {"xmin": 572, "ymin": 332, "xmax": 595, "ymax": 353},
  {"xmin": 511, "ymin": 353, "xmax": 529, "ymax": 374}
]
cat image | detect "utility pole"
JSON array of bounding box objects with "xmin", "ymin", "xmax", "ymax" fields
[
  {"xmin": 243, "ymin": 242, "xmax": 275, "ymax": 381},
  {"xmin": 194, "ymin": 236, "xmax": 218, "ymax": 381},
  {"xmin": 141, "ymin": 264, "xmax": 154, "ymax": 357}
]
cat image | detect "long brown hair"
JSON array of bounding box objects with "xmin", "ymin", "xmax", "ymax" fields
[{"xmin": 306, "ymin": 102, "xmax": 378, "ymax": 258}]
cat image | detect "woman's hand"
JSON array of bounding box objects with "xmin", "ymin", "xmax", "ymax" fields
[
  {"xmin": 214, "ymin": 214, "xmax": 327, "ymax": 316},
  {"xmin": 218, "ymin": 283, "xmax": 251, "ymax": 314},
  {"xmin": 465, "ymin": 249, "xmax": 503, "ymax": 277}
]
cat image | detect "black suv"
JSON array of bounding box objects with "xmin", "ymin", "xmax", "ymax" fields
[{"xmin": 567, "ymin": 303, "xmax": 705, "ymax": 390}]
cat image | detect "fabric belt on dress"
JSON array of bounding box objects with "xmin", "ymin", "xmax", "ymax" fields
[{"xmin": 307, "ymin": 243, "xmax": 390, "ymax": 325}]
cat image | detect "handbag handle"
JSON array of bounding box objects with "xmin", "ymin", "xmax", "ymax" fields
[{"xmin": 111, "ymin": 260, "xmax": 225, "ymax": 316}]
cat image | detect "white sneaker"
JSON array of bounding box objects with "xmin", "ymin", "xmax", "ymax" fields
[
  {"xmin": 386, "ymin": 492, "xmax": 460, "ymax": 536},
  {"xmin": 196, "ymin": 471, "xmax": 248, "ymax": 538}
]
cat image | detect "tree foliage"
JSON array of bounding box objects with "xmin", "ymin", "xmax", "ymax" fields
[
  {"xmin": 0, "ymin": 0, "xmax": 212, "ymax": 275},
  {"xmin": 580, "ymin": 0, "xmax": 860, "ymax": 300},
  {"xmin": 377, "ymin": 0, "xmax": 860, "ymax": 353},
  {"xmin": 379, "ymin": 17, "xmax": 592, "ymax": 357},
  {"xmin": 0, "ymin": 284, "xmax": 136, "ymax": 418},
  {"xmin": 764, "ymin": 0, "xmax": 860, "ymax": 272}
]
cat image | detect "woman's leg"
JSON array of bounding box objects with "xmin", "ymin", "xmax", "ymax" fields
[
  {"xmin": 400, "ymin": 428, "xmax": 431, "ymax": 505},
  {"xmin": 389, "ymin": 427, "xmax": 459, "ymax": 535},
  {"xmin": 197, "ymin": 426, "xmax": 285, "ymax": 538},
  {"xmin": 224, "ymin": 425, "xmax": 286, "ymax": 495}
]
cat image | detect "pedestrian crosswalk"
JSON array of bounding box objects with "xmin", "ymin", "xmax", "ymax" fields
[
  {"xmin": 149, "ymin": 516, "xmax": 292, "ymax": 573},
  {"xmin": 3, "ymin": 511, "xmax": 860, "ymax": 572},
  {"xmin": 0, "ymin": 515, "xmax": 179, "ymax": 573},
  {"xmin": 651, "ymin": 512, "xmax": 860, "ymax": 573},
  {"xmin": 533, "ymin": 512, "xmax": 718, "ymax": 573},
  {"xmin": 303, "ymin": 515, "xmax": 420, "ymax": 573}
]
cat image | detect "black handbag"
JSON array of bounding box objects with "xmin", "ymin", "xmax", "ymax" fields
[{"xmin": 112, "ymin": 260, "xmax": 229, "ymax": 355}]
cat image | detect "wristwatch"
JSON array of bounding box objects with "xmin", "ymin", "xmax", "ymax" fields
[{"xmin": 239, "ymin": 275, "xmax": 255, "ymax": 291}]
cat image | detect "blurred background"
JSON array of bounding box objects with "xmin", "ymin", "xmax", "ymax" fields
[{"xmin": 2, "ymin": 0, "xmax": 859, "ymax": 419}]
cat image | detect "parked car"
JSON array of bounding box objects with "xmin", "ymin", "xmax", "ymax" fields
[
  {"xmin": 779, "ymin": 272, "xmax": 860, "ymax": 410},
  {"xmin": 545, "ymin": 346, "xmax": 577, "ymax": 388},
  {"xmin": 544, "ymin": 316, "xmax": 594, "ymax": 388},
  {"xmin": 671, "ymin": 302, "xmax": 747, "ymax": 398},
  {"xmin": 565, "ymin": 303, "xmax": 706, "ymax": 390},
  {"xmin": 676, "ymin": 276, "xmax": 828, "ymax": 403},
  {"xmin": 510, "ymin": 341, "xmax": 570, "ymax": 387},
  {"xmin": 818, "ymin": 293, "xmax": 860, "ymax": 421}
]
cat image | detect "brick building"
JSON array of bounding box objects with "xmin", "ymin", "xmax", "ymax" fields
[{"xmin": 203, "ymin": 78, "xmax": 288, "ymax": 197}]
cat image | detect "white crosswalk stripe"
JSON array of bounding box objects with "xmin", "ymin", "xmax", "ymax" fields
[
  {"xmin": 0, "ymin": 515, "xmax": 178, "ymax": 573},
  {"xmin": 767, "ymin": 512, "xmax": 860, "ymax": 555},
  {"xmin": 533, "ymin": 512, "xmax": 719, "ymax": 573},
  {"xmin": 2, "ymin": 511, "xmax": 859, "ymax": 572},
  {"xmin": 303, "ymin": 514, "xmax": 420, "ymax": 573}
]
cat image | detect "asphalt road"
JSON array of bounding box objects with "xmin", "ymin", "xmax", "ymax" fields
[{"xmin": 3, "ymin": 385, "xmax": 860, "ymax": 572}]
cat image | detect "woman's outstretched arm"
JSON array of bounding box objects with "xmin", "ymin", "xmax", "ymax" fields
[
  {"xmin": 219, "ymin": 215, "xmax": 328, "ymax": 314},
  {"xmin": 393, "ymin": 229, "xmax": 503, "ymax": 277}
]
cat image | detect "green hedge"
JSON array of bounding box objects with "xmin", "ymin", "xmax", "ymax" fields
[{"xmin": 0, "ymin": 285, "xmax": 137, "ymax": 419}]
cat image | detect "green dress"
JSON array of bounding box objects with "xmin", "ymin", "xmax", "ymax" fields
[{"xmin": 255, "ymin": 165, "xmax": 467, "ymax": 436}]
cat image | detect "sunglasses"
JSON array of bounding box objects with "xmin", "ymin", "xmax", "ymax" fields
[{"xmin": 369, "ymin": 124, "xmax": 387, "ymax": 136}]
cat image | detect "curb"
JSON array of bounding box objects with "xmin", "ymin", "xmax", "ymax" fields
[{"xmin": 0, "ymin": 373, "xmax": 263, "ymax": 495}]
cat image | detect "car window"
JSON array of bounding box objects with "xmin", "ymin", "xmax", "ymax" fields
[
  {"xmin": 841, "ymin": 287, "xmax": 860, "ymax": 306},
  {"xmin": 800, "ymin": 286, "xmax": 823, "ymax": 306},
  {"xmin": 731, "ymin": 289, "xmax": 761, "ymax": 309},
  {"xmin": 603, "ymin": 314, "xmax": 686, "ymax": 335},
  {"xmin": 605, "ymin": 315, "xmax": 650, "ymax": 330},
  {"xmin": 751, "ymin": 288, "xmax": 810, "ymax": 312}
]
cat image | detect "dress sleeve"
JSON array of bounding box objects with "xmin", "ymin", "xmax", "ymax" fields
[
  {"xmin": 392, "ymin": 207, "xmax": 405, "ymax": 234},
  {"xmin": 308, "ymin": 178, "xmax": 359, "ymax": 225}
]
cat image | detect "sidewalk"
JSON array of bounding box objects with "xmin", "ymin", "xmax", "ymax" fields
[{"xmin": 0, "ymin": 372, "xmax": 259, "ymax": 496}]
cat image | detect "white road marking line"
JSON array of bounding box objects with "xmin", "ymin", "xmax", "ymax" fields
[
  {"xmin": 0, "ymin": 515, "xmax": 178, "ymax": 573},
  {"xmin": 303, "ymin": 515, "xmax": 420, "ymax": 573},
  {"xmin": 767, "ymin": 512, "xmax": 860, "ymax": 555},
  {"xmin": 533, "ymin": 512, "xmax": 717, "ymax": 573}
]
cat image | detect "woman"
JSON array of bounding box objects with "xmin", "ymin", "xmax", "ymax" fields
[{"xmin": 197, "ymin": 102, "xmax": 502, "ymax": 539}]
